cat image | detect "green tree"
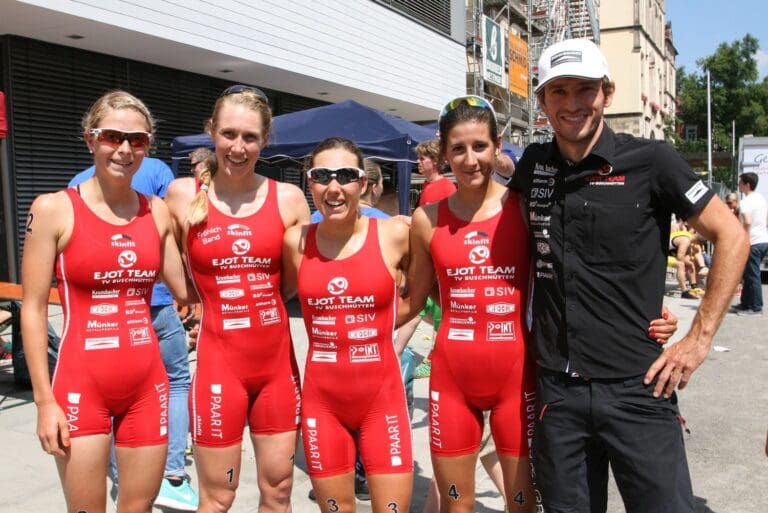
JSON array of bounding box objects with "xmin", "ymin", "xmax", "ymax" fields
[{"xmin": 676, "ymin": 34, "xmax": 768, "ymax": 147}]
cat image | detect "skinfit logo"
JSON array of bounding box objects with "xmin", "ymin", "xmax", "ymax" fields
[
  {"xmin": 232, "ymin": 239, "xmax": 250, "ymax": 255},
  {"xmin": 110, "ymin": 233, "xmax": 135, "ymax": 248},
  {"xmin": 327, "ymin": 277, "xmax": 348, "ymax": 295},
  {"xmin": 117, "ymin": 250, "xmax": 137, "ymax": 268}
]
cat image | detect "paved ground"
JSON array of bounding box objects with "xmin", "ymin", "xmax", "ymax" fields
[{"xmin": 1, "ymin": 283, "xmax": 766, "ymax": 513}]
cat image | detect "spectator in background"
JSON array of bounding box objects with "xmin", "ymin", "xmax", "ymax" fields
[
  {"xmin": 669, "ymin": 217, "xmax": 702, "ymax": 299},
  {"xmin": 189, "ymin": 147, "xmax": 215, "ymax": 179},
  {"xmin": 416, "ymin": 139, "xmax": 455, "ymax": 207},
  {"xmin": 69, "ymin": 155, "xmax": 199, "ymax": 510},
  {"xmin": 725, "ymin": 192, "xmax": 740, "ymax": 217},
  {"xmin": 732, "ymin": 172, "xmax": 768, "ymax": 315}
]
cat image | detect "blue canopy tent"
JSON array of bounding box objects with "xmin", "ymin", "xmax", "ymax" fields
[{"xmin": 171, "ymin": 100, "xmax": 436, "ymax": 214}]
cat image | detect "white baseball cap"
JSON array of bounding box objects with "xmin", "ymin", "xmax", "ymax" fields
[{"xmin": 535, "ymin": 38, "xmax": 610, "ymax": 93}]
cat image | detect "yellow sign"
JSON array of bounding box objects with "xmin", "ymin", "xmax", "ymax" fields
[{"xmin": 509, "ymin": 34, "xmax": 528, "ymax": 98}]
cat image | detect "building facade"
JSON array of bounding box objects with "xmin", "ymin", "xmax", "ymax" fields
[
  {"xmin": 0, "ymin": 0, "xmax": 467, "ymax": 281},
  {"xmin": 599, "ymin": 0, "xmax": 677, "ymax": 140}
]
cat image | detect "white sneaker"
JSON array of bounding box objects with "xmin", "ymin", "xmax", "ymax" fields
[{"xmin": 153, "ymin": 477, "xmax": 199, "ymax": 511}]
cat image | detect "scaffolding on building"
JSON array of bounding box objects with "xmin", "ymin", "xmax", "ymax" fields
[{"xmin": 464, "ymin": 1, "xmax": 600, "ymax": 145}]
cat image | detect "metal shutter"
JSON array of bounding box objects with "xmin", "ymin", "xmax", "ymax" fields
[{"xmin": 2, "ymin": 36, "xmax": 325, "ymax": 280}]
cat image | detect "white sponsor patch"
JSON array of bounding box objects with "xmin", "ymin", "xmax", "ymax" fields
[
  {"xmin": 160, "ymin": 426, "xmax": 167, "ymax": 436},
  {"xmin": 219, "ymin": 288, "xmax": 245, "ymax": 299},
  {"xmin": 260, "ymin": 307, "xmax": 281, "ymax": 326},
  {"xmin": 685, "ymin": 180, "xmax": 708, "ymax": 204},
  {"xmin": 450, "ymin": 287, "xmax": 475, "ymax": 298},
  {"xmin": 487, "ymin": 321, "xmax": 516, "ymax": 341},
  {"xmin": 345, "ymin": 313, "xmax": 375, "ymax": 324},
  {"xmin": 221, "ymin": 303, "xmax": 248, "ymax": 314},
  {"xmin": 348, "ymin": 328, "xmax": 378, "ymax": 340},
  {"xmin": 129, "ymin": 327, "xmax": 152, "ymax": 346},
  {"xmin": 350, "ymin": 343, "xmax": 381, "ymax": 362},
  {"xmin": 92, "ymin": 289, "xmax": 119, "ymax": 299},
  {"xmin": 312, "ymin": 315, "xmax": 336, "ymax": 326},
  {"xmin": 306, "ymin": 417, "xmax": 317, "ymax": 428},
  {"xmin": 430, "ymin": 390, "xmax": 440, "ymax": 401},
  {"xmin": 391, "ymin": 456, "xmax": 403, "ymax": 466},
  {"xmin": 67, "ymin": 393, "xmax": 81, "ymax": 404},
  {"xmin": 447, "ymin": 328, "xmax": 474, "ymax": 341},
  {"xmin": 486, "ymin": 302, "xmax": 516, "ymax": 315},
  {"xmin": 210, "ymin": 384, "xmax": 222, "ymax": 394},
  {"xmin": 89, "ymin": 303, "xmax": 118, "ymax": 316},
  {"xmin": 84, "ymin": 336, "xmax": 119, "ymax": 350},
  {"xmin": 223, "ymin": 317, "xmax": 251, "ymax": 330},
  {"xmin": 311, "ymin": 351, "xmax": 337, "ymax": 363}
]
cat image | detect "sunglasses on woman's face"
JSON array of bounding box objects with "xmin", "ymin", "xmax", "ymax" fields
[
  {"xmin": 306, "ymin": 167, "xmax": 365, "ymax": 186},
  {"xmin": 88, "ymin": 128, "xmax": 152, "ymax": 149}
]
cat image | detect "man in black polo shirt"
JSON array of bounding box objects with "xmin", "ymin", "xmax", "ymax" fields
[{"xmin": 512, "ymin": 39, "xmax": 748, "ymax": 513}]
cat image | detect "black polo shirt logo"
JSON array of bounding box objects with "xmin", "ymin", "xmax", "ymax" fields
[
  {"xmin": 597, "ymin": 164, "xmax": 613, "ymax": 175},
  {"xmin": 586, "ymin": 174, "xmax": 625, "ymax": 186}
]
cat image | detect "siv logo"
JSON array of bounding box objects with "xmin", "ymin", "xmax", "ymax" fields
[
  {"xmin": 468, "ymin": 246, "xmax": 490, "ymax": 265},
  {"xmin": 231, "ymin": 239, "xmax": 250, "ymax": 256},
  {"xmin": 345, "ymin": 313, "xmax": 375, "ymax": 324},
  {"xmin": 327, "ymin": 277, "xmax": 349, "ymax": 296},
  {"xmin": 117, "ymin": 250, "xmax": 137, "ymax": 269}
]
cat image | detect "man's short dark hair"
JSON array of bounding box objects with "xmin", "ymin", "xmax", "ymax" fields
[{"xmin": 739, "ymin": 172, "xmax": 758, "ymax": 191}]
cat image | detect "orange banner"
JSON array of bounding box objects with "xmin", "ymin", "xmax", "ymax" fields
[{"xmin": 509, "ymin": 33, "xmax": 528, "ymax": 98}]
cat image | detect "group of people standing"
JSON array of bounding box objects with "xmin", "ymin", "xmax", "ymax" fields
[{"xmin": 21, "ymin": 37, "xmax": 749, "ymax": 513}]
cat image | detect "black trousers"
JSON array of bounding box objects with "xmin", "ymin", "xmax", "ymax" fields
[{"xmin": 533, "ymin": 370, "xmax": 695, "ymax": 513}]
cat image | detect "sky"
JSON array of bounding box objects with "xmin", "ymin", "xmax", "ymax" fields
[{"xmin": 665, "ymin": 0, "xmax": 768, "ymax": 80}]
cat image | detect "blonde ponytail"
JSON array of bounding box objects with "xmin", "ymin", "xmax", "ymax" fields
[{"xmin": 187, "ymin": 165, "xmax": 214, "ymax": 226}]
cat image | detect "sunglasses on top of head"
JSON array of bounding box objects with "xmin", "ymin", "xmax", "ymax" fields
[
  {"xmin": 306, "ymin": 167, "xmax": 365, "ymax": 186},
  {"xmin": 219, "ymin": 84, "xmax": 270, "ymax": 105},
  {"xmin": 438, "ymin": 95, "xmax": 498, "ymax": 124},
  {"xmin": 88, "ymin": 128, "xmax": 152, "ymax": 149}
]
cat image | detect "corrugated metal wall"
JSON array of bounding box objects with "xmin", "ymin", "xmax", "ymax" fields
[{"xmin": 0, "ymin": 36, "xmax": 325, "ymax": 281}]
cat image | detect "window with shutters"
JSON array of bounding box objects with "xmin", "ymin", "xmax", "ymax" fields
[{"xmin": 373, "ymin": 0, "xmax": 452, "ymax": 35}]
